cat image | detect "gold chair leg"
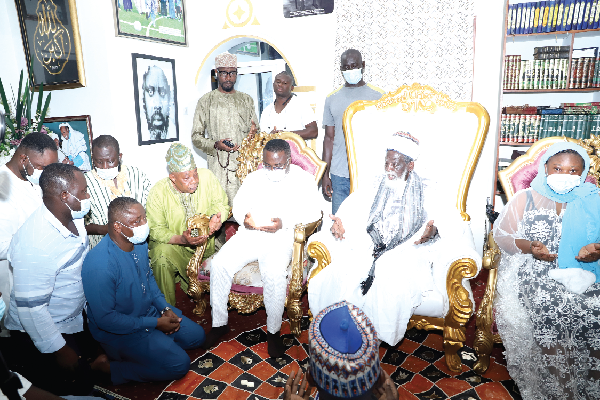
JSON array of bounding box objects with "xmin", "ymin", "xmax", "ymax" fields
[
  {"xmin": 444, "ymin": 337, "xmax": 465, "ymax": 373},
  {"xmin": 287, "ymin": 298, "xmax": 303, "ymax": 337},
  {"xmin": 192, "ymin": 290, "xmax": 208, "ymax": 316},
  {"xmin": 473, "ymin": 327, "xmax": 493, "ymax": 374}
]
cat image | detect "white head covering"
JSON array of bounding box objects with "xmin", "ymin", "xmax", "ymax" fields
[
  {"xmin": 215, "ymin": 52, "xmax": 237, "ymax": 69},
  {"xmin": 387, "ymin": 131, "xmax": 420, "ymax": 161}
]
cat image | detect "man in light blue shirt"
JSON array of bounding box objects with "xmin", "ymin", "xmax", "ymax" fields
[{"xmin": 5, "ymin": 163, "xmax": 107, "ymax": 396}]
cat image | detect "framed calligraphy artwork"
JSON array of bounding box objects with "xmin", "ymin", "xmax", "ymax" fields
[
  {"xmin": 132, "ymin": 53, "xmax": 179, "ymax": 146},
  {"xmin": 14, "ymin": 0, "xmax": 86, "ymax": 90},
  {"xmin": 112, "ymin": 0, "xmax": 187, "ymax": 46}
]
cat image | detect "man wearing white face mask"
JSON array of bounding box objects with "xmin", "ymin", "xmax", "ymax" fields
[
  {"xmin": 321, "ymin": 49, "xmax": 384, "ymax": 215},
  {"xmin": 4, "ymin": 163, "xmax": 108, "ymax": 396},
  {"xmin": 0, "ymin": 133, "xmax": 57, "ymax": 333},
  {"xmin": 85, "ymin": 135, "xmax": 151, "ymax": 248},
  {"xmin": 203, "ymin": 139, "xmax": 322, "ymax": 355},
  {"xmin": 82, "ymin": 197, "xmax": 205, "ymax": 384}
]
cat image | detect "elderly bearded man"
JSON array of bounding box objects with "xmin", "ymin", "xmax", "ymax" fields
[
  {"xmin": 191, "ymin": 52, "xmax": 259, "ymax": 204},
  {"xmin": 146, "ymin": 143, "xmax": 229, "ymax": 306},
  {"xmin": 308, "ymin": 132, "xmax": 465, "ymax": 346},
  {"xmin": 142, "ymin": 66, "xmax": 176, "ymax": 141},
  {"xmin": 82, "ymin": 197, "xmax": 205, "ymax": 385},
  {"xmin": 202, "ymin": 139, "xmax": 322, "ymax": 356}
]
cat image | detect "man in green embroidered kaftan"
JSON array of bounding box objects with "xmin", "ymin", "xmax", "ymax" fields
[
  {"xmin": 191, "ymin": 52, "xmax": 259, "ymax": 204},
  {"xmin": 146, "ymin": 143, "xmax": 229, "ymax": 306}
]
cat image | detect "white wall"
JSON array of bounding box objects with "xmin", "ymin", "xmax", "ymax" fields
[{"xmin": 0, "ymin": 0, "xmax": 506, "ymax": 255}]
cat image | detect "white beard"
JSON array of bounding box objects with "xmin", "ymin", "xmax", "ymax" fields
[{"xmin": 384, "ymin": 176, "xmax": 407, "ymax": 193}]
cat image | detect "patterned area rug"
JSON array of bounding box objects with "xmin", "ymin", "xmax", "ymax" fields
[{"xmin": 156, "ymin": 318, "xmax": 522, "ymax": 400}]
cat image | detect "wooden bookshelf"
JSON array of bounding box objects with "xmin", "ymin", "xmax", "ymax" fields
[
  {"xmin": 506, "ymin": 28, "xmax": 600, "ymax": 38},
  {"xmin": 504, "ymin": 88, "xmax": 600, "ymax": 93},
  {"xmin": 493, "ymin": 1, "xmax": 600, "ymax": 209}
]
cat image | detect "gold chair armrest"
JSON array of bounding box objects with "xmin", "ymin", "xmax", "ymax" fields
[
  {"xmin": 185, "ymin": 214, "xmax": 211, "ymax": 315},
  {"xmin": 307, "ymin": 240, "xmax": 331, "ymax": 283},
  {"xmin": 474, "ymin": 231, "xmax": 502, "ymax": 374}
]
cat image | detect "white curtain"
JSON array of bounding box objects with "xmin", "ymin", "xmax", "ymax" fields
[{"xmin": 332, "ymin": 0, "xmax": 475, "ymax": 101}]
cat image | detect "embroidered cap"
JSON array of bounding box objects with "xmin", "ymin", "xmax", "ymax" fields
[
  {"xmin": 215, "ymin": 52, "xmax": 237, "ymax": 69},
  {"xmin": 166, "ymin": 142, "xmax": 197, "ymax": 173},
  {"xmin": 388, "ymin": 131, "xmax": 420, "ymax": 161},
  {"xmin": 309, "ymin": 301, "xmax": 380, "ymax": 398}
]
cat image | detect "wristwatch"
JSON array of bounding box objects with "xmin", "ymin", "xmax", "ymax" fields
[{"xmin": 161, "ymin": 306, "xmax": 172, "ymax": 315}]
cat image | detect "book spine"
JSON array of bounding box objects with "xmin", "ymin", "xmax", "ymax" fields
[
  {"xmin": 584, "ymin": 115, "xmax": 591, "ymax": 138},
  {"xmin": 562, "ymin": 58, "xmax": 569, "ymax": 88},
  {"xmin": 566, "ymin": 0, "xmax": 576, "ymax": 28},
  {"xmin": 516, "ymin": 3, "xmax": 523, "ymax": 33},
  {"xmin": 547, "ymin": 1, "xmax": 556, "ymax": 31},
  {"xmin": 524, "ymin": 115, "xmax": 531, "ymax": 142},
  {"xmin": 531, "ymin": 2, "xmax": 538, "ymax": 32},
  {"xmin": 583, "ymin": 0, "xmax": 592, "ymax": 28},
  {"xmin": 592, "ymin": 115, "xmax": 600, "ymax": 139},
  {"xmin": 590, "ymin": 0, "xmax": 598, "ymax": 29},
  {"xmin": 552, "ymin": 0, "xmax": 562, "ymax": 29},
  {"xmin": 572, "ymin": 0, "xmax": 582, "ymax": 30},
  {"xmin": 523, "ymin": 3, "xmax": 530, "ymax": 33},
  {"xmin": 533, "ymin": 60, "xmax": 539, "ymax": 89},
  {"xmin": 525, "ymin": 2, "xmax": 532, "ymax": 33},
  {"xmin": 539, "ymin": 1, "xmax": 547, "ymax": 31},
  {"xmin": 508, "ymin": 4, "xmax": 514, "ymax": 35},
  {"xmin": 508, "ymin": 55, "xmax": 515, "ymax": 89},
  {"xmin": 545, "ymin": 59, "xmax": 551, "ymax": 88},
  {"xmin": 556, "ymin": 114, "xmax": 564, "ymax": 136},
  {"xmin": 518, "ymin": 115, "xmax": 526, "ymax": 142},
  {"xmin": 577, "ymin": 0, "xmax": 589, "ymax": 28},
  {"xmin": 557, "ymin": 0, "xmax": 567, "ymax": 29},
  {"xmin": 549, "ymin": 115, "xmax": 558, "ymax": 137},
  {"xmin": 500, "ymin": 114, "xmax": 506, "ymax": 142},
  {"xmin": 574, "ymin": 114, "xmax": 582, "ymax": 138},
  {"xmin": 595, "ymin": 57, "xmax": 600, "ymax": 87},
  {"xmin": 536, "ymin": 115, "xmax": 542, "ymax": 141},
  {"xmin": 594, "ymin": 0, "xmax": 600, "ymax": 28},
  {"xmin": 586, "ymin": 56, "xmax": 595, "ymax": 88},
  {"xmin": 569, "ymin": 58, "xmax": 578, "ymax": 88},
  {"xmin": 540, "ymin": 114, "xmax": 548, "ymax": 138},
  {"xmin": 582, "ymin": 57, "xmax": 591, "ymax": 88},
  {"xmin": 509, "ymin": 114, "xmax": 516, "ymax": 142}
]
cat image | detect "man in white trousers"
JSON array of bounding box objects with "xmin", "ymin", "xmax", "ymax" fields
[{"xmin": 203, "ymin": 139, "xmax": 322, "ymax": 357}]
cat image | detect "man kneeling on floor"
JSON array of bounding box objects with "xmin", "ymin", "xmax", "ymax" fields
[
  {"xmin": 82, "ymin": 197, "xmax": 205, "ymax": 384},
  {"xmin": 203, "ymin": 139, "xmax": 322, "ymax": 357}
]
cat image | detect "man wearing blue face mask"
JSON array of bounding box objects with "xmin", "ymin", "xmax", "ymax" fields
[
  {"xmin": 321, "ymin": 49, "xmax": 384, "ymax": 215},
  {"xmin": 4, "ymin": 163, "xmax": 108, "ymax": 396},
  {"xmin": 81, "ymin": 197, "xmax": 205, "ymax": 385},
  {"xmin": 0, "ymin": 133, "xmax": 57, "ymax": 334}
]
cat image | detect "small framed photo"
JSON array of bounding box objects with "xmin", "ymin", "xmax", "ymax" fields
[
  {"xmin": 14, "ymin": 0, "xmax": 86, "ymax": 90},
  {"xmin": 43, "ymin": 115, "xmax": 93, "ymax": 172},
  {"xmin": 132, "ymin": 53, "xmax": 179, "ymax": 146},
  {"xmin": 112, "ymin": 0, "xmax": 187, "ymax": 46},
  {"xmin": 283, "ymin": 0, "xmax": 334, "ymax": 18}
]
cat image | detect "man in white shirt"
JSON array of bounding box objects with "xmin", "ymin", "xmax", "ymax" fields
[
  {"xmin": 202, "ymin": 139, "xmax": 322, "ymax": 356},
  {"xmin": 260, "ymin": 71, "xmax": 317, "ymax": 140},
  {"xmin": 0, "ymin": 133, "xmax": 58, "ymax": 330}
]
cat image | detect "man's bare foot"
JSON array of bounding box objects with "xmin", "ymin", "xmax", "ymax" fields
[{"xmin": 91, "ymin": 354, "xmax": 111, "ymax": 374}]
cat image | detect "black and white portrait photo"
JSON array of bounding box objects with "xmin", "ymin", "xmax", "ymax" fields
[
  {"xmin": 283, "ymin": 0, "xmax": 334, "ymax": 18},
  {"xmin": 132, "ymin": 53, "xmax": 179, "ymax": 145}
]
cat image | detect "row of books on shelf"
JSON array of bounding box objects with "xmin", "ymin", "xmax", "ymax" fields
[
  {"xmin": 504, "ymin": 102, "xmax": 600, "ymax": 114},
  {"xmin": 503, "ymin": 55, "xmax": 599, "ymax": 89},
  {"xmin": 507, "ymin": 0, "xmax": 600, "ymax": 34},
  {"xmin": 500, "ymin": 113, "xmax": 600, "ymax": 142}
]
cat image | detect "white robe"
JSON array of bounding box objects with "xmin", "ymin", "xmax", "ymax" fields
[
  {"xmin": 0, "ymin": 165, "xmax": 43, "ymax": 326},
  {"xmin": 308, "ymin": 175, "xmax": 465, "ymax": 345},
  {"xmin": 210, "ymin": 165, "xmax": 322, "ymax": 333},
  {"xmin": 61, "ymin": 129, "xmax": 91, "ymax": 171}
]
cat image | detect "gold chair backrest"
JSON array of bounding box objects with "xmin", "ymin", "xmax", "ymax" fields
[
  {"xmin": 343, "ymin": 83, "xmax": 490, "ymax": 221},
  {"xmin": 236, "ymin": 131, "xmax": 326, "ymax": 183}
]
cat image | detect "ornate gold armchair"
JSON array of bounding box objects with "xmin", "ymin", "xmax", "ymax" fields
[
  {"xmin": 186, "ymin": 131, "xmax": 326, "ymax": 336},
  {"xmin": 307, "ymin": 83, "xmax": 490, "ymax": 372},
  {"xmin": 474, "ymin": 135, "xmax": 599, "ymax": 373}
]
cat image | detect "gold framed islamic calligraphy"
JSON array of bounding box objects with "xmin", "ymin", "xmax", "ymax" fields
[{"xmin": 15, "ymin": 0, "xmax": 86, "ymax": 90}]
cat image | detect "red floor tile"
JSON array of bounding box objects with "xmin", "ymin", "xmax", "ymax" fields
[{"xmin": 164, "ymin": 371, "xmax": 205, "ymax": 395}]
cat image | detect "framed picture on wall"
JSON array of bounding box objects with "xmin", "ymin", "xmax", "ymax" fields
[
  {"xmin": 283, "ymin": 0, "xmax": 334, "ymax": 18},
  {"xmin": 44, "ymin": 115, "xmax": 93, "ymax": 172},
  {"xmin": 112, "ymin": 0, "xmax": 187, "ymax": 46},
  {"xmin": 132, "ymin": 53, "xmax": 179, "ymax": 146},
  {"xmin": 14, "ymin": 0, "xmax": 86, "ymax": 90}
]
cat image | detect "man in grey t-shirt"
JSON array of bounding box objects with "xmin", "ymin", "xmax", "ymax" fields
[{"xmin": 321, "ymin": 49, "xmax": 383, "ymax": 214}]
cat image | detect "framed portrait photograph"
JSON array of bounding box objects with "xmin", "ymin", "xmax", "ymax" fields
[
  {"xmin": 112, "ymin": 0, "xmax": 187, "ymax": 46},
  {"xmin": 44, "ymin": 115, "xmax": 93, "ymax": 172},
  {"xmin": 132, "ymin": 53, "xmax": 179, "ymax": 146},
  {"xmin": 14, "ymin": 0, "xmax": 86, "ymax": 90}
]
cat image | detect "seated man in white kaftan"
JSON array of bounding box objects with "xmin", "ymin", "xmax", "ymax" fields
[
  {"xmin": 59, "ymin": 123, "xmax": 91, "ymax": 172},
  {"xmin": 203, "ymin": 139, "xmax": 322, "ymax": 357},
  {"xmin": 308, "ymin": 132, "xmax": 464, "ymax": 345}
]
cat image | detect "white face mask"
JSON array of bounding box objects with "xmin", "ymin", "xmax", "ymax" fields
[
  {"xmin": 96, "ymin": 166, "xmax": 120, "ymax": 180},
  {"xmin": 0, "ymin": 298, "xmax": 5, "ymax": 320},
  {"xmin": 66, "ymin": 191, "xmax": 91, "ymax": 219},
  {"xmin": 546, "ymin": 173, "xmax": 581, "ymax": 194},
  {"xmin": 24, "ymin": 156, "xmax": 42, "ymax": 185},
  {"xmin": 267, "ymin": 169, "xmax": 287, "ymax": 182},
  {"xmin": 118, "ymin": 221, "xmax": 149, "ymax": 244},
  {"xmin": 342, "ymin": 68, "xmax": 363, "ymax": 85}
]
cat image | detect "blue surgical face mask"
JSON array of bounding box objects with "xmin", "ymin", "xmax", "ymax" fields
[
  {"xmin": 342, "ymin": 68, "xmax": 363, "ymax": 85},
  {"xmin": 65, "ymin": 191, "xmax": 91, "ymax": 219},
  {"xmin": 0, "ymin": 299, "xmax": 6, "ymax": 320}
]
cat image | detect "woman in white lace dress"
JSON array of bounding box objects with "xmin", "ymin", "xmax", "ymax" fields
[{"xmin": 494, "ymin": 142, "xmax": 600, "ymax": 400}]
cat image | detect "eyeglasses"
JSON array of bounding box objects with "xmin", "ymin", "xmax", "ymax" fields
[
  {"xmin": 217, "ymin": 70, "xmax": 238, "ymax": 78},
  {"xmin": 263, "ymin": 160, "xmax": 289, "ymax": 171}
]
